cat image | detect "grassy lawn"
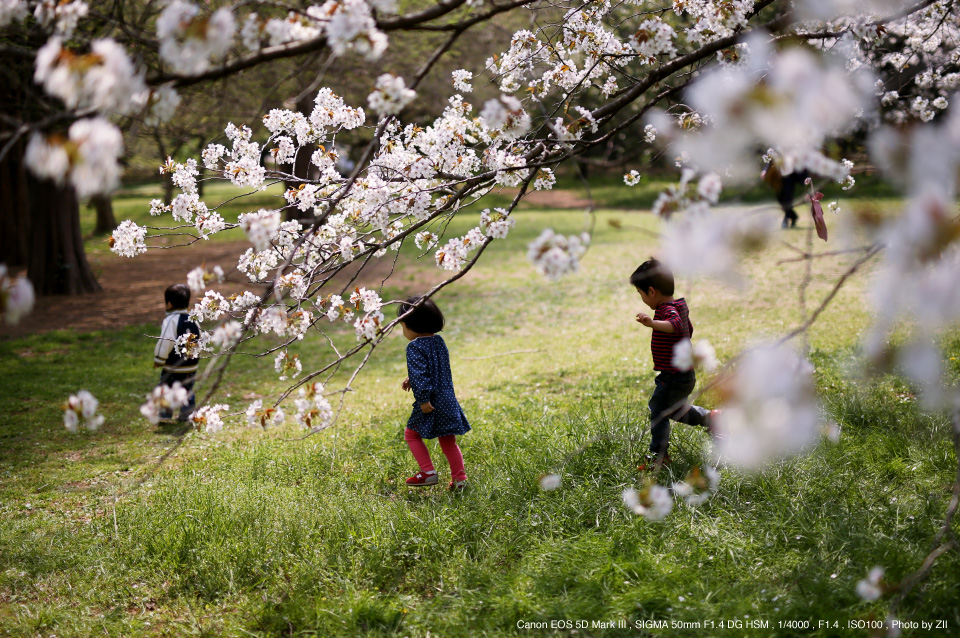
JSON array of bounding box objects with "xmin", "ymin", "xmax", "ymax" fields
[{"xmin": 3, "ymin": 194, "xmax": 959, "ymax": 636}]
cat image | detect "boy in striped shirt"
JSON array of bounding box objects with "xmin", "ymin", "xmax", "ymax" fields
[
  {"xmin": 153, "ymin": 283, "xmax": 200, "ymax": 421},
  {"xmin": 631, "ymin": 258, "xmax": 714, "ymax": 467}
]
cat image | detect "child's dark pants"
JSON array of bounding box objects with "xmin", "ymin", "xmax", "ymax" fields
[
  {"xmin": 649, "ymin": 370, "xmax": 710, "ymax": 456},
  {"xmin": 158, "ymin": 370, "xmax": 196, "ymax": 420}
]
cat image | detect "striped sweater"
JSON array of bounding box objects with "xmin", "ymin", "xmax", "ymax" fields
[
  {"xmin": 650, "ymin": 298, "xmax": 693, "ymax": 372},
  {"xmin": 154, "ymin": 310, "xmax": 200, "ymax": 373}
]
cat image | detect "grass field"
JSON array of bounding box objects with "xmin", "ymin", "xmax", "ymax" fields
[{"xmin": 2, "ymin": 189, "xmax": 959, "ymax": 636}]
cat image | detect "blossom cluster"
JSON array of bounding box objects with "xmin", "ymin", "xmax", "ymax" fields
[
  {"xmin": 139, "ymin": 383, "xmax": 190, "ymax": 425},
  {"xmin": 190, "ymin": 404, "xmax": 230, "ymax": 434},
  {"xmin": 0, "ymin": 264, "xmax": 35, "ymax": 325},
  {"xmin": 527, "ymin": 229, "xmax": 589, "ymax": 280},
  {"xmin": 622, "ymin": 465, "xmax": 720, "ymax": 521},
  {"xmin": 63, "ymin": 389, "xmax": 104, "ymax": 432},
  {"xmin": 245, "ymin": 400, "xmax": 285, "ymax": 428},
  {"xmin": 710, "ymin": 345, "xmax": 825, "ymax": 469},
  {"xmin": 294, "ymin": 381, "xmax": 334, "ymax": 429},
  {"xmin": 25, "ymin": 118, "xmax": 124, "ymax": 198}
]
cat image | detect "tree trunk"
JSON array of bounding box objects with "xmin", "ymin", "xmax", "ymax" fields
[
  {"xmin": 0, "ymin": 138, "xmax": 30, "ymax": 268},
  {"xmin": 25, "ymin": 172, "xmax": 102, "ymax": 295},
  {"xmin": 91, "ymin": 194, "xmax": 117, "ymax": 234}
]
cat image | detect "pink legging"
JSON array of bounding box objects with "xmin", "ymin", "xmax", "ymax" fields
[{"xmin": 404, "ymin": 428, "xmax": 467, "ymax": 482}]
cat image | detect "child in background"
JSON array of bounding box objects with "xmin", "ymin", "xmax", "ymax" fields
[
  {"xmin": 153, "ymin": 283, "xmax": 200, "ymax": 421},
  {"xmin": 398, "ymin": 296, "xmax": 470, "ymax": 490},
  {"xmin": 631, "ymin": 258, "xmax": 715, "ymax": 468}
]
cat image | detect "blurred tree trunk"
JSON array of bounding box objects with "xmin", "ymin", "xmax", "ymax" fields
[
  {"xmin": 0, "ymin": 142, "xmax": 101, "ymax": 294},
  {"xmin": 91, "ymin": 194, "xmax": 117, "ymax": 234},
  {"xmin": 26, "ymin": 171, "xmax": 102, "ymax": 295},
  {"xmin": 0, "ymin": 138, "xmax": 30, "ymax": 268}
]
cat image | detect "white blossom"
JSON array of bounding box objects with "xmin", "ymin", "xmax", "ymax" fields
[
  {"xmin": 527, "ymin": 229, "xmax": 589, "ymax": 280},
  {"xmin": 25, "ymin": 118, "xmax": 124, "ymax": 197},
  {"xmin": 414, "ymin": 231, "xmax": 439, "ymax": 250},
  {"xmin": 294, "ymin": 382, "xmax": 333, "ymax": 429},
  {"xmin": 452, "ymin": 69, "xmax": 473, "ymax": 92},
  {"xmin": 539, "ymin": 473, "xmax": 561, "ymax": 490},
  {"xmin": 139, "ymin": 383, "xmax": 190, "ymax": 425},
  {"xmin": 109, "ymin": 220, "xmax": 147, "ymax": 258},
  {"xmin": 210, "ymin": 320, "xmax": 243, "ymax": 351},
  {"xmin": 239, "ymin": 209, "xmax": 281, "ymax": 251},
  {"xmin": 245, "ymin": 399, "xmax": 285, "ymax": 428},
  {"xmin": 480, "ymin": 208, "xmax": 516, "ymax": 239},
  {"xmin": 274, "ymin": 350, "xmax": 302, "ymax": 380},
  {"xmin": 367, "ymin": 74, "xmax": 416, "ymax": 115},
  {"xmin": 623, "ymin": 483, "xmax": 673, "ymax": 521},
  {"xmin": 190, "ymin": 404, "xmax": 229, "ymax": 433},
  {"xmin": 710, "ymin": 344, "xmax": 823, "ymax": 469},
  {"xmin": 0, "ymin": 265, "xmax": 35, "ymax": 325},
  {"xmin": 63, "ymin": 389, "xmax": 103, "ymax": 432},
  {"xmin": 855, "ymin": 567, "xmax": 885, "ymax": 601},
  {"xmin": 34, "ymin": 37, "xmax": 146, "ymax": 115},
  {"xmin": 671, "ymin": 466, "xmax": 719, "ymax": 506},
  {"xmin": 0, "ymin": 0, "xmax": 28, "ymax": 28},
  {"xmin": 157, "ymin": 1, "xmax": 236, "ymax": 75}
]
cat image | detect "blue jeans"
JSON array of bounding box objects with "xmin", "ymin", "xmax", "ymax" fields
[
  {"xmin": 649, "ymin": 370, "xmax": 710, "ymax": 456},
  {"xmin": 157, "ymin": 370, "xmax": 196, "ymax": 420}
]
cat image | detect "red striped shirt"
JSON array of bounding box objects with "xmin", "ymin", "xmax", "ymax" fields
[{"xmin": 650, "ymin": 298, "xmax": 693, "ymax": 372}]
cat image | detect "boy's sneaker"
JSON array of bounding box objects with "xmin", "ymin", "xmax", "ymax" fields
[
  {"xmin": 405, "ymin": 471, "xmax": 438, "ymax": 487},
  {"xmin": 637, "ymin": 454, "xmax": 671, "ymax": 472},
  {"xmin": 448, "ymin": 480, "xmax": 468, "ymax": 492}
]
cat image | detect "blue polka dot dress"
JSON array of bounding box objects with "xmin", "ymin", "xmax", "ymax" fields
[{"xmin": 405, "ymin": 335, "xmax": 471, "ymax": 439}]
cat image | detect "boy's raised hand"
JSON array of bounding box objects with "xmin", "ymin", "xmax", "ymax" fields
[
  {"xmin": 401, "ymin": 377, "xmax": 411, "ymax": 391},
  {"xmin": 636, "ymin": 312, "xmax": 653, "ymax": 327}
]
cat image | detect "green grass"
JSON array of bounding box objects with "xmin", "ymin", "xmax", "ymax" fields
[{"xmin": 3, "ymin": 201, "xmax": 959, "ymax": 636}]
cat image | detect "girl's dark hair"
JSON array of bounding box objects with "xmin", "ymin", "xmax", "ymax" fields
[
  {"xmin": 629, "ymin": 257, "xmax": 674, "ymax": 295},
  {"xmin": 397, "ymin": 295, "xmax": 444, "ymax": 334},
  {"xmin": 165, "ymin": 283, "xmax": 191, "ymax": 309}
]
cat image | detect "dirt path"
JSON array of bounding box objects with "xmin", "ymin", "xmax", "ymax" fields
[
  {"xmin": 1, "ymin": 241, "xmax": 446, "ymax": 339},
  {"xmin": 2, "ymin": 188, "xmax": 599, "ymax": 339}
]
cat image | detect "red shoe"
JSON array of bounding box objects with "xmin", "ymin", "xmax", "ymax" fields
[
  {"xmin": 405, "ymin": 471, "xmax": 438, "ymax": 487},
  {"xmin": 448, "ymin": 480, "xmax": 468, "ymax": 492},
  {"xmin": 638, "ymin": 454, "xmax": 671, "ymax": 472}
]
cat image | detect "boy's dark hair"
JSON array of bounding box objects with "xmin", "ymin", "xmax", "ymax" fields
[
  {"xmin": 397, "ymin": 295, "xmax": 444, "ymax": 334},
  {"xmin": 165, "ymin": 283, "xmax": 191, "ymax": 310},
  {"xmin": 629, "ymin": 258, "xmax": 674, "ymax": 295}
]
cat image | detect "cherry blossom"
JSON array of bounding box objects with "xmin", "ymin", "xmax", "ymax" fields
[
  {"xmin": 245, "ymin": 400, "xmax": 285, "ymax": 428},
  {"xmin": 109, "ymin": 220, "xmax": 147, "ymax": 258},
  {"xmin": 63, "ymin": 389, "xmax": 103, "ymax": 432},
  {"xmin": 25, "ymin": 117, "xmax": 124, "ymax": 197},
  {"xmin": 623, "ymin": 481, "xmax": 673, "ymax": 521},
  {"xmin": 139, "ymin": 383, "xmax": 190, "ymax": 425},
  {"xmin": 294, "ymin": 382, "xmax": 333, "ymax": 429},
  {"xmin": 368, "ymin": 74, "xmax": 415, "ymax": 115},
  {"xmin": 710, "ymin": 344, "xmax": 823, "ymax": 469},
  {"xmin": 274, "ymin": 351, "xmax": 302, "ymax": 381},
  {"xmin": 0, "ymin": 264, "xmax": 35, "ymax": 325},
  {"xmin": 539, "ymin": 473, "xmax": 561, "ymax": 491},
  {"xmin": 527, "ymin": 230, "xmax": 589, "ymax": 280},
  {"xmin": 855, "ymin": 566, "xmax": 885, "ymax": 601},
  {"xmin": 190, "ymin": 404, "xmax": 229, "ymax": 434},
  {"xmin": 671, "ymin": 466, "xmax": 720, "ymax": 506},
  {"xmin": 157, "ymin": 1, "xmax": 235, "ymax": 75}
]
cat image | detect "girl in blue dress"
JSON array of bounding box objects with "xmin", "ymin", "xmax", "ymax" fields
[{"xmin": 398, "ymin": 296, "xmax": 470, "ymax": 490}]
